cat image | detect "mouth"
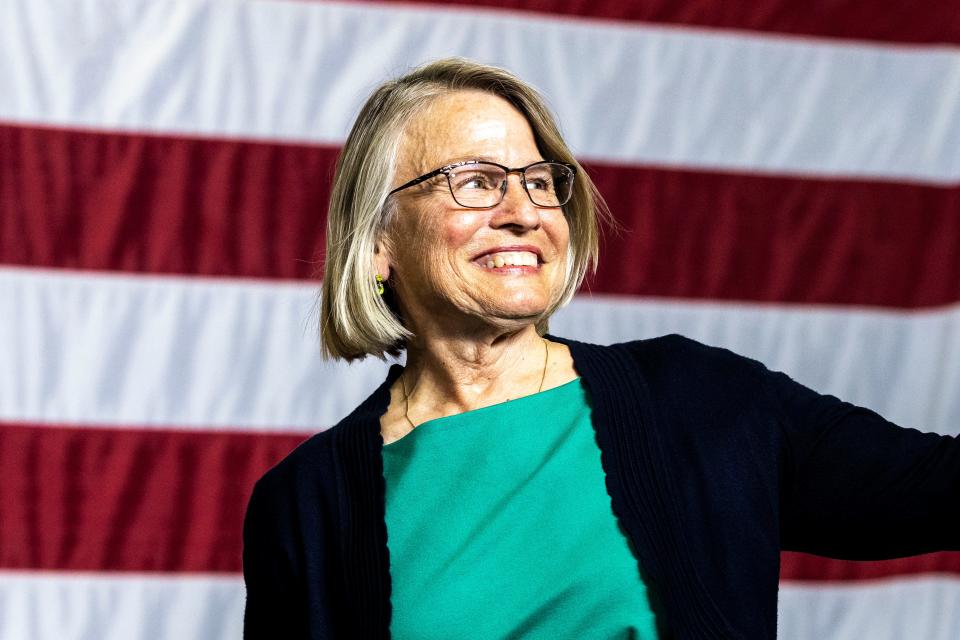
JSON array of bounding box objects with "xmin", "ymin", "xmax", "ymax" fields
[{"xmin": 471, "ymin": 247, "xmax": 543, "ymax": 272}]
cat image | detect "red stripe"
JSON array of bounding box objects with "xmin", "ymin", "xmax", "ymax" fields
[
  {"xmin": 586, "ymin": 162, "xmax": 960, "ymax": 308},
  {"xmin": 2, "ymin": 422, "xmax": 959, "ymax": 579},
  {"xmin": 0, "ymin": 124, "xmax": 332, "ymax": 281},
  {"xmin": 358, "ymin": 0, "xmax": 960, "ymax": 45},
  {"xmin": 0, "ymin": 422, "xmax": 306, "ymax": 573},
  {"xmin": 3, "ymin": 124, "xmax": 959, "ymax": 308},
  {"xmin": 780, "ymin": 551, "xmax": 960, "ymax": 581}
]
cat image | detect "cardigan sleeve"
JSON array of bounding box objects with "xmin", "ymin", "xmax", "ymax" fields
[
  {"xmin": 242, "ymin": 475, "xmax": 311, "ymax": 638},
  {"xmin": 767, "ymin": 366, "xmax": 960, "ymax": 559}
]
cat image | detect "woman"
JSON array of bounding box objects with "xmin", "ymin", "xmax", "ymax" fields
[{"xmin": 243, "ymin": 58, "xmax": 959, "ymax": 639}]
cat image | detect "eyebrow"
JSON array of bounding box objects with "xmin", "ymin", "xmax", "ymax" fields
[
  {"xmin": 433, "ymin": 155, "xmax": 498, "ymax": 167},
  {"xmin": 431, "ymin": 155, "xmax": 546, "ymax": 168},
  {"xmin": 409, "ymin": 157, "xmax": 493, "ymax": 181}
]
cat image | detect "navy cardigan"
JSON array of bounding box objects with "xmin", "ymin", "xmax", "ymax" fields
[{"xmin": 243, "ymin": 335, "xmax": 960, "ymax": 638}]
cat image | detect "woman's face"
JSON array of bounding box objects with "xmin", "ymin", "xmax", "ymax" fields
[{"xmin": 382, "ymin": 90, "xmax": 570, "ymax": 336}]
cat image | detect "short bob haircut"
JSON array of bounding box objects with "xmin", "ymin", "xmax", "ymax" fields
[{"xmin": 320, "ymin": 57, "xmax": 610, "ymax": 361}]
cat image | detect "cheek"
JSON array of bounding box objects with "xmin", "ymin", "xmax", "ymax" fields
[
  {"xmin": 399, "ymin": 203, "xmax": 452, "ymax": 254},
  {"xmin": 547, "ymin": 214, "xmax": 571, "ymax": 258},
  {"xmin": 441, "ymin": 212, "xmax": 486, "ymax": 249}
]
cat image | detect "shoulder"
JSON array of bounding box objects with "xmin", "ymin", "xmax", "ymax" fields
[
  {"xmin": 244, "ymin": 415, "xmax": 367, "ymax": 549},
  {"xmin": 560, "ymin": 332, "xmax": 767, "ymax": 387},
  {"xmin": 255, "ymin": 428, "xmax": 337, "ymax": 493},
  {"xmin": 252, "ymin": 366, "xmax": 397, "ymax": 497},
  {"xmin": 628, "ymin": 333, "xmax": 766, "ymax": 379},
  {"xmin": 246, "ymin": 428, "xmax": 343, "ymax": 534},
  {"xmin": 609, "ymin": 335, "xmax": 851, "ymax": 445},
  {"xmin": 556, "ymin": 332, "xmax": 786, "ymax": 429},
  {"xmin": 634, "ymin": 335, "xmax": 772, "ymax": 407}
]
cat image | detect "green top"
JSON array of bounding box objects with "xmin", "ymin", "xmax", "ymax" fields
[{"xmin": 382, "ymin": 378, "xmax": 659, "ymax": 639}]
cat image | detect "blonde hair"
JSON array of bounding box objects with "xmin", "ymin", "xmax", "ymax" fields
[{"xmin": 320, "ymin": 58, "xmax": 610, "ymax": 360}]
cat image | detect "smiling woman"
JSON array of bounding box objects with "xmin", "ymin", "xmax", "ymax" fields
[
  {"xmin": 242, "ymin": 59, "xmax": 960, "ymax": 639},
  {"xmin": 318, "ymin": 61, "xmax": 607, "ymax": 363}
]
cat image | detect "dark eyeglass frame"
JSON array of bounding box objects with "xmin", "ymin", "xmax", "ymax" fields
[{"xmin": 387, "ymin": 160, "xmax": 577, "ymax": 209}]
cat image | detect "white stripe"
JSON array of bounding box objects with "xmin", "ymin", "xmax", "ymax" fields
[
  {"xmin": 1, "ymin": 0, "xmax": 959, "ymax": 183},
  {"xmin": 1, "ymin": 571, "xmax": 958, "ymax": 640},
  {"xmin": 2, "ymin": 267, "xmax": 958, "ymax": 434},
  {"xmin": 0, "ymin": 571, "xmax": 243, "ymax": 640},
  {"xmin": 778, "ymin": 576, "xmax": 960, "ymax": 639},
  {"xmin": 555, "ymin": 295, "xmax": 960, "ymax": 436},
  {"xmin": 0, "ymin": 267, "xmax": 392, "ymax": 432}
]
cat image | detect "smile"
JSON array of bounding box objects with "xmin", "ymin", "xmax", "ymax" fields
[{"xmin": 473, "ymin": 250, "xmax": 541, "ymax": 271}]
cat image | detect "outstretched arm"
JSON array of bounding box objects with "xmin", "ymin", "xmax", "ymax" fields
[{"xmin": 770, "ymin": 368, "xmax": 960, "ymax": 559}]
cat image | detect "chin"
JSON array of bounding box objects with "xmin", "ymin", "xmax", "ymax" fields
[
  {"xmin": 457, "ymin": 285, "xmax": 556, "ymax": 326},
  {"xmin": 483, "ymin": 301, "xmax": 549, "ymax": 325}
]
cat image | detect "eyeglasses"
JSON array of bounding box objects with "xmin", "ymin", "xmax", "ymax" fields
[{"xmin": 388, "ymin": 160, "xmax": 576, "ymax": 209}]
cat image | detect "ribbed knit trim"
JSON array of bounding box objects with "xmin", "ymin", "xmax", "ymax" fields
[
  {"xmin": 558, "ymin": 337, "xmax": 740, "ymax": 639},
  {"xmin": 335, "ymin": 365, "xmax": 402, "ymax": 638}
]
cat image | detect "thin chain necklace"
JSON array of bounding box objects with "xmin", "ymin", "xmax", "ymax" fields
[{"xmin": 400, "ymin": 338, "xmax": 550, "ymax": 432}]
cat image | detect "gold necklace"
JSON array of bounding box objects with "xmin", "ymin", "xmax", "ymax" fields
[{"xmin": 400, "ymin": 338, "xmax": 550, "ymax": 432}]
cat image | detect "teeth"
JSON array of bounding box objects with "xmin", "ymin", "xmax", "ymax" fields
[{"xmin": 480, "ymin": 251, "xmax": 538, "ymax": 269}]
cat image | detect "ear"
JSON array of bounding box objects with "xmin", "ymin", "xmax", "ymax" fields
[{"xmin": 374, "ymin": 240, "xmax": 392, "ymax": 281}]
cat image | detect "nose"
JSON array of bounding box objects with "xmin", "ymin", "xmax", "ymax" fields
[{"xmin": 490, "ymin": 173, "xmax": 541, "ymax": 231}]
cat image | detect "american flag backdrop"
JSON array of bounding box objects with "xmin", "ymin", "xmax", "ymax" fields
[{"xmin": 1, "ymin": 0, "xmax": 959, "ymax": 638}]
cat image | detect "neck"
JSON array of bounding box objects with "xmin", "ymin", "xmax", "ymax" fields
[{"xmin": 402, "ymin": 324, "xmax": 547, "ymax": 417}]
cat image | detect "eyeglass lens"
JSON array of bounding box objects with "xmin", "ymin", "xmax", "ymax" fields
[{"xmin": 446, "ymin": 162, "xmax": 573, "ymax": 208}]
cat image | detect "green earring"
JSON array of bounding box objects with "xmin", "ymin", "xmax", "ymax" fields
[{"xmin": 375, "ymin": 274, "xmax": 385, "ymax": 296}]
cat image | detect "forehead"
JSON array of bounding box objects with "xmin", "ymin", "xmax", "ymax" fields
[{"xmin": 397, "ymin": 90, "xmax": 541, "ymax": 174}]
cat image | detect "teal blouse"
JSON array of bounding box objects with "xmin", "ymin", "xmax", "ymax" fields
[{"xmin": 382, "ymin": 378, "xmax": 659, "ymax": 639}]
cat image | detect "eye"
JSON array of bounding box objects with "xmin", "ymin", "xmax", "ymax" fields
[
  {"xmin": 525, "ymin": 177, "xmax": 552, "ymax": 192},
  {"xmin": 453, "ymin": 171, "xmax": 500, "ymax": 191},
  {"xmin": 523, "ymin": 164, "xmax": 559, "ymax": 192}
]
